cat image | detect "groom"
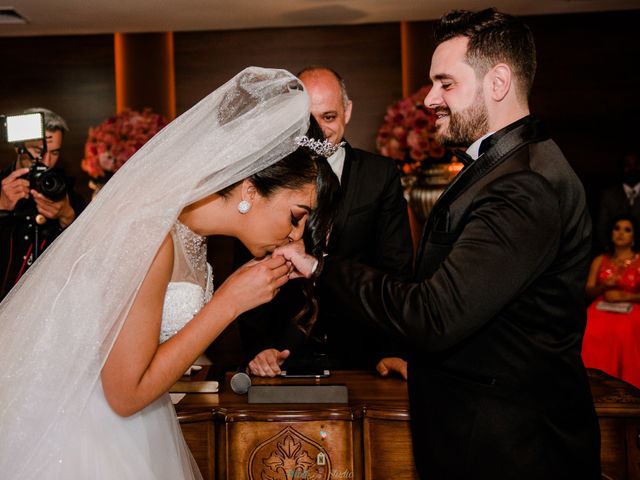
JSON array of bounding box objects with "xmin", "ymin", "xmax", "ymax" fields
[{"xmin": 277, "ymin": 8, "xmax": 601, "ymax": 480}]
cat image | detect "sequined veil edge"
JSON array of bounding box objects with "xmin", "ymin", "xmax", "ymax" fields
[{"xmin": 0, "ymin": 67, "xmax": 310, "ymax": 479}]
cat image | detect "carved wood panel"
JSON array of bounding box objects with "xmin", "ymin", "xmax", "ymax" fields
[
  {"xmin": 362, "ymin": 416, "xmax": 418, "ymax": 480},
  {"xmin": 218, "ymin": 420, "xmax": 354, "ymax": 480},
  {"xmin": 600, "ymin": 417, "xmax": 629, "ymax": 480},
  {"xmin": 626, "ymin": 420, "xmax": 640, "ymax": 480},
  {"xmin": 181, "ymin": 418, "xmax": 215, "ymax": 480}
]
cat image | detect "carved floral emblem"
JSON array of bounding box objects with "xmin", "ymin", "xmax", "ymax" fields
[{"xmin": 248, "ymin": 426, "xmax": 330, "ymax": 480}]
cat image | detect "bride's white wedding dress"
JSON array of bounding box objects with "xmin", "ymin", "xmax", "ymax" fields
[
  {"xmin": 0, "ymin": 66, "xmax": 310, "ymax": 480},
  {"xmin": 45, "ymin": 222, "xmax": 210, "ymax": 480}
]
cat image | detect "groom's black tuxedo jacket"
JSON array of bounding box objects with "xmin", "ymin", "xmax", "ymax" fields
[
  {"xmin": 238, "ymin": 143, "xmax": 413, "ymax": 369},
  {"xmin": 319, "ymin": 117, "xmax": 601, "ymax": 479}
]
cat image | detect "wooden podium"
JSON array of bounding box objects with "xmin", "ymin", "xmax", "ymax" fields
[{"xmin": 176, "ymin": 369, "xmax": 640, "ymax": 480}]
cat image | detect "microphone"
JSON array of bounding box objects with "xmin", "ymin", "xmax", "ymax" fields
[{"xmin": 230, "ymin": 370, "xmax": 251, "ymax": 394}]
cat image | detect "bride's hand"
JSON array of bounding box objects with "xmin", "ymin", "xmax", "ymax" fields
[
  {"xmin": 214, "ymin": 255, "xmax": 291, "ymax": 317},
  {"xmin": 273, "ymin": 240, "xmax": 318, "ymax": 279}
]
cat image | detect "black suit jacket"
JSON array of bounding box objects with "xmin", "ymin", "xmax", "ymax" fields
[
  {"xmin": 318, "ymin": 117, "xmax": 601, "ymax": 479},
  {"xmin": 238, "ymin": 143, "xmax": 413, "ymax": 369}
]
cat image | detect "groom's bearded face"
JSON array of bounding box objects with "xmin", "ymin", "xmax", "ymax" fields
[
  {"xmin": 425, "ymin": 37, "xmax": 490, "ymax": 147},
  {"xmin": 435, "ymin": 86, "xmax": 489, "ymax": 146}
]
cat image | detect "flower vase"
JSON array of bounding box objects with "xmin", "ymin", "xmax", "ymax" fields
[{"xmin": 406, "ymin": 162, "xmax": 463, "ymax": 224}]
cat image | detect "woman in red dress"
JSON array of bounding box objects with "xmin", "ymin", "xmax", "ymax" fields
[{"xmin": 582, "ymin": 214, "xmax": 640, "ymax": 388}]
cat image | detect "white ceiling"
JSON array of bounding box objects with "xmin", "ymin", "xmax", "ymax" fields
[{"xmin": 1, "ymin": 0, "xmax": 639, "ymax": 37}]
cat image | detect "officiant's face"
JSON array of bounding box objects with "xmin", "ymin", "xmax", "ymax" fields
[
  {"xmin": 243, "ymin": 182, "xmax": 316, "ymax": 257},
  {"xmin": 424, "ymin": 36, "xmax": 489, "ymax": 146},
  {"xmin": 300, "ymin": 69, "xmax": 352, "ymax": 145}
]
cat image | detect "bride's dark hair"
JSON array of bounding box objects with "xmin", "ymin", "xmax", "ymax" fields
[
  {"xmin": 222, "ymin": 116, "xmax": 340, "ymax": 334},
  {"xmin": 253, "ymin": 116, "xmax": 340, "ymax": 334}
]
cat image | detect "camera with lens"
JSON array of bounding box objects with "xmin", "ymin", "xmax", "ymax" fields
[
  {"xmin": 23, "ymin": 160, "xmax": 68, "ymax": 201},
  {"xmin": 1, "ymin": 111, "xmax": 68, "ymax": 201}
]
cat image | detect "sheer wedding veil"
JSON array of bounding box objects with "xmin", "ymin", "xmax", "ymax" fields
[{"xmin": 0, "ymin": 67, "xmax": 310, "ymax": 477}]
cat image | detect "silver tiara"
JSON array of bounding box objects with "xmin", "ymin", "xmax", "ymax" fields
[{"xmin": 295, "ymin": 136, "xmax": 345, "ymax": 157}]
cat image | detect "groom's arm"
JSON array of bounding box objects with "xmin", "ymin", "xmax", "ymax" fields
[{"xmin": 282, "ymin": 171, "xmax": 562, "ymax": 354}]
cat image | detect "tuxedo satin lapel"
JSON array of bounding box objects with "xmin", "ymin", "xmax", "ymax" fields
[
  {"xmin": 327, "ymin": 143, "xmax": 354, "ymax": 251},
  {"xmin": 414, "ymin": 160, "xmax": 477, "ymax": 265},
  {"xmin": 414, "ymin": 117, "xmax": 548, "ymax": 267}
]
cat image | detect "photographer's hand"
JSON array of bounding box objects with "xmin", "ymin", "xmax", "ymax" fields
[
  {"xmin": 0, "ymin": 168, "xmax": 30, "ymax": 211},
  {"xmin": 31, "ymin": 190, "xmax": 76, "ymax": 228}
]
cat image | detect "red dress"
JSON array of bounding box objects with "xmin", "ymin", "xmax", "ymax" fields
[{"xmin": 582, "ymin": 254, "xmax": 640, "ymax": 388}]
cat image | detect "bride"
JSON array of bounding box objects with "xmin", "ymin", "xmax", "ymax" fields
[{"xmin": 0, "ymin": 67, "xmax": 340, "ymax": 479}]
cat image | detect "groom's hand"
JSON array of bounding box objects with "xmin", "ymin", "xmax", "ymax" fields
[{"xmin": 273, "ymin": 240, "xmax": 318, "ymax": 279}]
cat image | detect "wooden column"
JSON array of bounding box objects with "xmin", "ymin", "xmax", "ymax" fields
[
  {"xmin": 400, "ymin": 21, "xmax": 436, "ymax": 96},
  {"xmin": 114, "ymin": 32, "xmax": 176, "ymax": 120},
  {"xmin": 400, "ymin": 20, "xmax": 441, "ymax": 255}
]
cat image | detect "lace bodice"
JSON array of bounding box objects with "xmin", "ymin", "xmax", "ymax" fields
[{"xmin": 160, "ymin": 222, "xmax": 213, "ymax": 343}]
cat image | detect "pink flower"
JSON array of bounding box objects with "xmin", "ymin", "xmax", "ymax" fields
[{"xmin": 81, "ymin": 108, "xmax": 168, "ymax": 180}]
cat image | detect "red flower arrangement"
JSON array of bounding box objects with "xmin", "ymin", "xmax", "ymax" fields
[
  {"xmin": 376, "ymin": 85, "xmax": 455, "ymax": 176},
  {"xmin": 81, "ymin": 108, "xmax": 168, "ymax": 180}
]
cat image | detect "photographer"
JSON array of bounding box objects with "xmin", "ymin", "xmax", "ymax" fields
[{"xmin": 0, "ymin": 108, "xmax": 85, "ymax": 301}]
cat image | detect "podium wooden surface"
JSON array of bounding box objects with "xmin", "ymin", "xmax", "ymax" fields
[{"xmin": 176, "ymin": 369, "xmax": 640, "ymax": 480}]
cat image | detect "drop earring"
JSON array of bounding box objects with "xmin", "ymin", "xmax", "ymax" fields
[{"xmin": 238, "ymin": 200, "xmax": 251, "ymax": 214}]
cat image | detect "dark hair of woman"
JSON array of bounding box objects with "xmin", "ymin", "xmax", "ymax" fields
[
  {"xmin": 222, "ymin": 115, "xmax": 340, "ymax": 334},
  {"xmin": 605, "ymin": 214, "xmax": 640, "ymax": 253}
]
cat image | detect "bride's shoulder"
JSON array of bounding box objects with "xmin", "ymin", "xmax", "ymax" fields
[{"xmin": 146, "ymin": 233, "xmax": 176, "ymax": 284}]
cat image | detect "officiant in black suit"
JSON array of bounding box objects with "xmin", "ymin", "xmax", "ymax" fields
[
  {"xmin": 239, "ymin": 66, "xmax": 413, "ymax": 379},
  {"xmin": 275, "ymin": 9, "xmax": 601, "ymax": 480}
]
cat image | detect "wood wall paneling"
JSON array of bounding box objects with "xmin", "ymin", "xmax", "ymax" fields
[
  {"xmin": 401, "ymin": 21, "xmax": 435, "ymax": 96},
  {"xmin": 0, "ymin": 34, "xmax": 115, "ymax": 200},
  {"xmin": 174, "ymin": 23, "xmax": 402, "ymax": 152},
  {"xmin": 114, "ymin": 32, "xmax": 176, "ymax": 120}
]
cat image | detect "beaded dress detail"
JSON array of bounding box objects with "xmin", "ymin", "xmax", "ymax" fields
[{"xmin": 160, "ymin": 222, "xmax": 213, "ymax": 343}]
